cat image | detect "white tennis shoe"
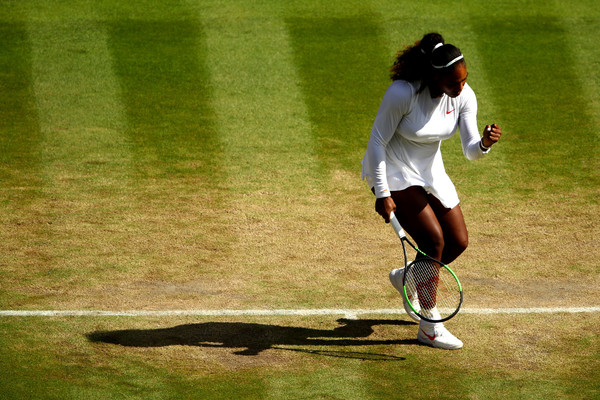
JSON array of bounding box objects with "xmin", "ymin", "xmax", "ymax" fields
[
  {"xmin": 417, "ymin": 321, "xmax": 463, "ymax": 350},
  {"xmin": 389, "ymin": 267, "xmax": 420, "ymax": 321}
]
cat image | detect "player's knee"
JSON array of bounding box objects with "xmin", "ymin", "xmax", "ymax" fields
[
  {"xmin": 453, "ymin": 234, "xmax": 469, "ymax": 256},
  {"xmin": 428, "ymin": 233, "xmax": 445, "ymax": 260},
  {"xmin": 414, "ymin": 234, "xmax": 444, "ymax": 260}
]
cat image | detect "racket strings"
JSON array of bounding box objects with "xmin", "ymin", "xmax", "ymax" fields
[{"xmin": 405, "ymin": 259, "xmax": 461, "ymax": 319}]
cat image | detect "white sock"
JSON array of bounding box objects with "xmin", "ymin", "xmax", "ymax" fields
[{"xmin": 420, "ymin": 307, "xmax": 442, "ymax": 328}]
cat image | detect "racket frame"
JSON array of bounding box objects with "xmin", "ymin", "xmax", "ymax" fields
[{"xmin": 389, "ymin": 211, "xmax": 463, "ymax": 323}]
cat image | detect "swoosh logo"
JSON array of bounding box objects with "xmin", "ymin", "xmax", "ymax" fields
[
  {"xmin": 446, "ymin": 109, "xmax": 455, "ymax": 114},
  {"xmin": 420, "ymin": 329, "xmax": 436, "ymax": 341}
]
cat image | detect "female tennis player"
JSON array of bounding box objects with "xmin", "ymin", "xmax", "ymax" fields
[{"xmin": 361, "ymin": 33, "xmax": 502, "ymax": 349}]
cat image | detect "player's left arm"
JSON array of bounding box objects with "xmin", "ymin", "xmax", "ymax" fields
[{"xmin": 458, "ymin": 84, "xmax": 502, "ymax": 160}]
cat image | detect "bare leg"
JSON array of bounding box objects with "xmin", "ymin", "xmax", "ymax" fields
[
  {"xmin": 388, "ymin": 187, "xmax": 443, "ymax": 309},
  {"xmin": 426, "ymin": 193, "xmax": 468, "ymax": 264},
  {"xmin": 388, "ymin": 187, "xmax": 467, "ymax": 315},
  {"xmin": 389, "ymin": 187, "xmax": 468, "ymax": 264},
  {"xmin": 390, "ymin": 187, "xmax": 444, "ymax": 261}
]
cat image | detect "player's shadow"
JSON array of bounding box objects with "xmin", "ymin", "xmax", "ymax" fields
[{"xmin": 87, "ymin": 318, "xmax": 418, "ymax": 360}]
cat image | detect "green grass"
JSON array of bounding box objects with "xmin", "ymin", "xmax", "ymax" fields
[
  {"xmin": 108, "ymin": 18, "xmax": 221, "ymax": 176},
  {"xmin": 472, "ymin": 15, "xmax": 598, "ymax": 194},
  {"xmin": 286, "ymin": 14, "xmax": 390, "ymax": 171},
  {"xmin": 0, "ymin": 0, "xmax": 598, "ymax": 398},
  {"xmin": 1, "ymin": 314, "xmax": 599, "ymax": 399}
]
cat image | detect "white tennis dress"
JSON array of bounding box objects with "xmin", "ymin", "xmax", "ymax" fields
[{"xmin": 361, "ymin": 80, "xmax": 488, "ymax": 209}]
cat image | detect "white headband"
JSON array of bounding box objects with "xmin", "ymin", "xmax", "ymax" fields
[
  {"xmin": 432, "ymin": 54, "xmax": 464, "ymax": 69},
  {"xmin": 421, "ymin": 42, "xmax": 444, "ymax": 54}
]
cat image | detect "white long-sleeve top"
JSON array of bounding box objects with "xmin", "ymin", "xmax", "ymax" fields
[{"xmin": 361, "ymin": 80, "xmax": 488, "ymax": 209}]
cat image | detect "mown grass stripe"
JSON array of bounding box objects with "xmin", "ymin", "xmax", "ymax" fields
[
  {"xmin": 285, "ymin": 15, "xmax": 390, "ymax": 172},
  {"xmin": 197, "ymin": 5, "xmax": 332, "ymax": 305},
  {"xmin": 201, "ymin": 8, "xmax": 318, "ymax": 193},
  {"xmin": 0, "ymin": 22, "xmax": 41, "ymax": 175},
  {"xmin": 102, "ymin": 6, "xmax": 235, "ymax": 294},
  {"xmin": 107, "ymin": 19, "xmax": 221, "ymax": 178},
  {"xmin": 26, "ymin": 12, "xmax": 131, "ymax": 186},
  {"xmin": 554, "ymin": 1, "xmax": 600, "ymax": 172},
  {"xmin": 0, "ymin": 17, "xmax": 47, "ymax": 293},
  {"xmin": 24, "ymin": 6, "xmax": 135, "ymax": 286},
  {"xmin": 472, "ymin": 16, "xmax": 597, "ymax": 195},
  {"xmin": 0, "ymin": 20, "xmax": 41, "ymax": 197}
]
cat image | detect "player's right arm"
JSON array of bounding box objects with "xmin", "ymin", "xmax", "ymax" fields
[{"xmin": 364, "ymin": 81, "xmax": 412, "ymax": 222}]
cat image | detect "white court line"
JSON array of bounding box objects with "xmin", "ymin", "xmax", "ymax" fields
[{"xmin": 0, "ymin": 307, "xmax": 599, "ymax": 319}]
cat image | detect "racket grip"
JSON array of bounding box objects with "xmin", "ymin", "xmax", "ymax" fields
[{"xmin": 389, "ymin": 211, "xmax": 406, "ymax": 239}]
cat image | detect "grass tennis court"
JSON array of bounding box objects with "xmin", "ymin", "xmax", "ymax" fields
[{"xmin": 1, "ymin": 0, "xmax": 598, "ymax": 398}]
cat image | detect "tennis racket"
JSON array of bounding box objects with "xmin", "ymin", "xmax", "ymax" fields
[{"xmin": 389, "ymin": 211, "xmax": 463, "ymax": 323}]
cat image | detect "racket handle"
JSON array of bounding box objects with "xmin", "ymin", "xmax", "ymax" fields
[{"xmin": 389, "ymin": 211, "xmax": 406, "ymax": 239}]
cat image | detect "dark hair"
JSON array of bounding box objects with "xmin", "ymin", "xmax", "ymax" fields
[
  {"xmin": 390, "ymin": 33, "xmax": 465, "ymax": 91},
  {"xmin": 431, "ymin": 44, "xmax": 464, "ymax": 70}
]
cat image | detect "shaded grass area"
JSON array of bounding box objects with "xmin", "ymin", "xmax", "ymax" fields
[
  {"xmin": 471, "ymin": 16, "xmax": 598, "ymax": 197},
  {"xmin": 0, "ymin": 22, "xmax": 41, "ymax": 182},
  {"xmin": 0, "ymin": 313, "xmax": 598, "ymax": 399},
  {"xmin": 0, "ymin": 20, "xmax": 45, "ymax": 306},
  {"xmin": 286, "ymin": 14, "xmax": 390, "ymax": 171},
  {"xmin": 107, "ymin": 19, "xmax": 221, "ymax": 178}
]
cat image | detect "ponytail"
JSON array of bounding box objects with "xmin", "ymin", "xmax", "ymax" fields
[{"xmin": 389, "ymin": 33, "xmax": 444, "ymax": 83}]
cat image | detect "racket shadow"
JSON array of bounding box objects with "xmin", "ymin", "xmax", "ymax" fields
[
  {"xmin": 272, "ymin": 346, "xmax": 412, "ymax": 361},
  {"xmin": 87, "ymin": 318, "xmax": 418, "ymax": 357}
]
